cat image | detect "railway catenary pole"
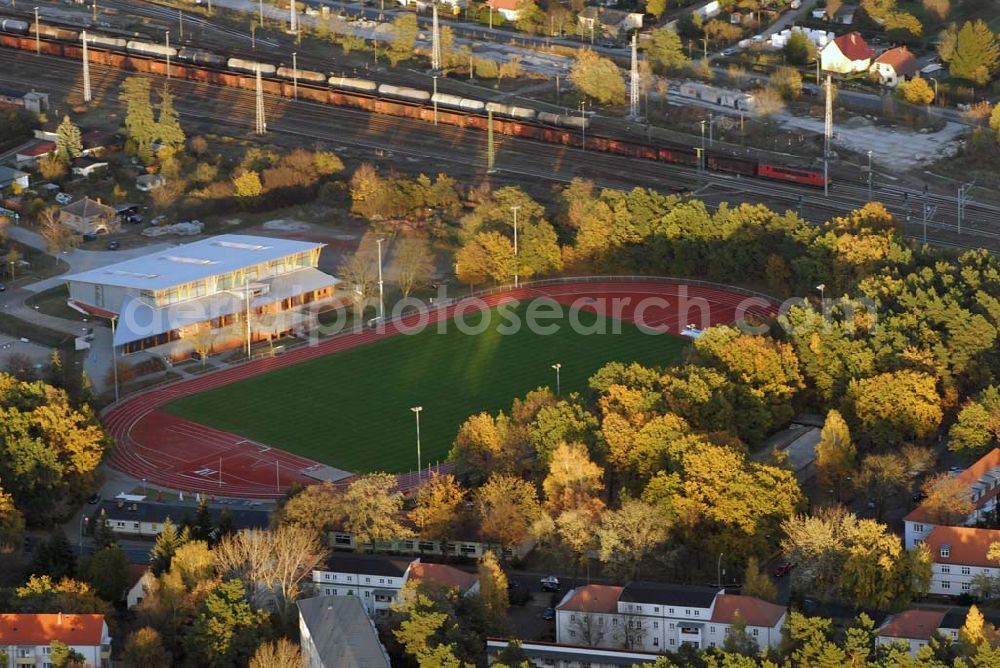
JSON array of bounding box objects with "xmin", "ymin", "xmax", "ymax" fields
[
  {"xmin": 255, "ymin": 64, "xmax": 266, "ymax": 135},
  {"xmin": 92, "ymin": 2, "xmax": 97, "ymax": 22},
  {"xmin": 178, "ymin": 10, "xmax": 183, "ymax": 40},
  {"xmin": 486, "ymin": 109, "xmax": 495, "ymax": 172},
  {"xmin": 289, "ymin": 0, "xmax": 297, "ymax": 35},
  {"xmin": 81, "ymin": 31, "xmax": 91, "ymax": 103},
  {"xmin": 292, "ymin": 51, "xmax": 298, "ymax": 100},
  {"xmin": 431, "ymin": 1, "xmax": 441, "ymax": 72},
  {"xmin": 33, "ymin": 7, "xmax": 39, "ymax": 55},
  {"xmin": 432, "ymin": 74, "xmax": 438, "ymax": 125},
  {"xmin": 628, "ymin": 33, "xmax": 639, "ymax": 120},
  {"xmin": 165, "ymin": 30, "xmax": 170, "ymax": 79},
  {"xmin": 958, "ymin": 181, "xmax": 975, "ymax": 235},
  {"xmin": 259, "ymin": 0, "xmax": 264, "ymax": 28},
  {"xmin": 867, "ymin": 150, "xmax": 873, "ymax": 202},
  {"xmin": 579, "ymin": 100, "xmax": 586, "ymax": 151},
  {"xmin": 824, "ymin": 75, "xmax": 832, "ymax": 198}
]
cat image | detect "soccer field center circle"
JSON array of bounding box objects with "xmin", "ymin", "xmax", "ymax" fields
[{"xmin": 102, "ymin": 279, "xmax": 777, "ymax": 499}]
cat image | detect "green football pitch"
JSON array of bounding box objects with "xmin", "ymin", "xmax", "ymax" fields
[{"xmin": 162, "ymin": 303, "xmax": 688, "ymax": 473}]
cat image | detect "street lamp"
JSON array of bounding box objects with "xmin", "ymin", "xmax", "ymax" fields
[
  {"xmin": 816, "ymin": 283, "xmax": 825, "ymax": 304},
  {"xmin": 579, "ymin": 100, "xmax": 587, "ymax": 150},
  {"xmin": 411, "ymin": 406, "xmax": 423, "ymax": 481},
  {"xmin": 867, "ymin": 150, "xmax": 873, "ymax": 201},
  {"xmin": 930, "ymin": 77, "xmax": 939, "ymax": 105},
  {"xmin": 552, "ymin": 363, "xmax": 561, "ymax": 396},
  {"xmin": 292, "ymin": 51, "xmax": 298, "ymax": 100},
  {"xmin": 699, "ymin": 119, "xmax": 707, "ymax": 164},
  {"xmin": 141, "ymin": 478, "xmax": 147, "ymax": 496},
  {"xmin": 375, "ymin": 237, "xmax": 385, "ymax": 322},
  {"xmin": 510, "ymin": 206, "xmax": 520, "ymax": 288}
]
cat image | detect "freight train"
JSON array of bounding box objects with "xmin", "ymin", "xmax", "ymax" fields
[{"xmin": 0, "ymin": 17, "xmax": 830, "ymax": 188}]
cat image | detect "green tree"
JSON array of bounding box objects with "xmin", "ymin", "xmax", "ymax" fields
[
  {"xmin": 570, "ymin": 49, "xmax": 626, "ymax": 105},
  {"xmin": 899, "ymin": 77, "xmax": 935, "ymax": 105},
  {"xmin": 647, "ymin": 28, "xmax": 689, "ymax": 71},
  {"xmin": 949, "ymin": 387, "xmax": 1000, "ymax": 456},
  {"xmin": 741, "ymin": 555, "xmax": 777, "ymax": 602},
  {"xmin": 150, "ymin": 518, "xmax": 187, "ymax": 575},
  {"xmin": 120, "ymin": 77, "xmax": 157, "ymax": 162},
  {"xmin": 50, "ymin": 640, "xmax": 85, "ymax": 668},
  {"xmin": 771, "ymin": 66, "xmax": 803, "ymax": 100},
  {"xmin": 190, "ymin": 497, "xmax": 213, "ymax": 541},
  {"xmin": 30, "ymin": 532, "xmax": 76, "ymax": 580},
  {"xmin": 122, "ymin": 627, "xmax": 169, "ymax": 668},
  {"xmin": 155, "ymin": 85, "xmax": 185, "ymax": 148},
  {"xmin": 185, "ymin": 580, "xmax": 270, "ymax": 668},
  {"xmin": 54, "ymin": 116, "xmax": 83, "ymax": 163},
  {"xmin": 815, "ymin": 409, "xmax": 856, "ymax": 501},
  {"xmin": 784, "ymin": 31, "xmax": 816, "ymax": 65},
  {"xmin": 84, "ymin": 544, "xmax": 129, "ymax": 603},
  {"xmin": 950, "ymin": 20, "xmax": 1000, "ymax": 85},
  {"xmin": 843, "ymin": 371, "xmax": 942, "ymax": 446},
  {"xmin": 389, "ymin": 14, "xmax": 418, "ymax": 64},
  {"xmin": 646, "ymin": 0, "xmax": 667, "ymax": 17},
  {"xmin": 477, "ymin": 550, "xmax": 509, "ymax": 632},
  {"xmin": 0, "ymin": 481, "xmax": 25, "ymax": 552},
  {"xmin": 91, "ymin": 508, "xmax": 117, "ymax": 549}
]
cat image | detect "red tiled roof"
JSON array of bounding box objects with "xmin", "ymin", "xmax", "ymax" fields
[
  {"xmin": 832, "ymin": 32, "xmax": 873, "ymax": 61},
  {"xmin": 16, "ymin": 141, "xmax": 55, "ymax": 157},
  {"xmin": 408, "ymin": 563, "xmax": 477, "ymax": 592},
  {"xmin": 711, "ymin": 595, "xmax": 786, "ymax": 628},
  {"xmin": 487, "ymin": 0, "xmax": 521, "ymax": 10},
  {"xmin": 556, "ymin": 584, "xmax": 623, "ymax": 614},
  {"xmin": 127, "ymin": 564, "xmax": 150, "ymax": 589},
  {"xmin": 874, "ymin": 46, "xmax": 919, "ymax": 77},
  {"xmin": 905, "ymin": 448, "xmax": 1000, "ymax": 524},
  {"xmin": 925, "ymin": 525, "xmax": 1000, "ymax": 568},
  {"xmin": 878, "ymin": 610, "xmax": 946, "ymax": 640},
  {"xmin": 0, "ymin": 614, "xmax": 106, "ymax": 646}
]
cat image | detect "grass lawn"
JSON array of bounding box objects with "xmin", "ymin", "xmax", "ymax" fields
[{"xmin": 163, "ymin": 302, "xmax": 688, "ymax": 473}]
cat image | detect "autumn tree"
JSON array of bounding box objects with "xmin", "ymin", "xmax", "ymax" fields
[
  {"xmin": 82, "ymin": 544, "xmax": 129, "ymax": 603},
  {"xmin": 598, "ymin": 499, "xmax": 669, "ymax": 580},
  {"xmin": 455, "ymin": 232, "xmax": 515, "ymax": 287},
  {"xmin": 277, "ymin": 481, "xmax": 343, "ymax": 543},
  {"xmin": 341, "ymin": 473, "xmax": 412, "ymax": 549},
  {"xmin": 122, "ymin": 627, "xmax": 169, "ymax": 668},
  {"xmin": 477, "ymin": 550, "xmax": 509, "ymax": 632},
  {"xmin": 753, "ymin": 87, "xmax": 786, "ymax": 120},
  {"xmin": 232, "ymin": 170, "xmax": 263, "ymax": 202},
  {"xmin": 184, "ymin": 580, "xmax": 270, "ymax": 667},
  {"xmin": 921, "ymin": 473, "xmax": 974, "ymax": 525},
  {"xmin": 899, "ymin": 77, "xmax": 935, "ymax": 105},
  {"xmin": 38, "ymin": 206, "xmax": 78, "ymax": 252},
  {"xmin": 843, "ymin": 371, "xmax": 942, "ymax": 446},
  {"xmin": 949, "ymin": 386, "xmax": 1000, "ymax": 456},
  {"xmin": 409, "ymin": 473, "xmax": 465, "ymax": 551},
  {"xmin": 37, "ymin": 153, "xmax": 67, "ymax": 181},
  {"xmin": 741, "ymin": 556, "xmax": 777, "ymax": 602},
  {"xmin": 150, "ymin": 518, "xmax": 187, "ymax": 575},
  {"xmin": 570, "ymin": 49, "xmax": 626, "ymax": 105},
  {"xmin": 248, "ymin": 639, "xmax": 301, "ymax": 668},
  {"xmin": 396, "ymin": 237, "xmax": 435, "ymax": 299},
  {"xmin": 856, "ymin": 453, "xmax": 909, "ymax": 520},
  {"xmin": 55, "ymin": 116, "xmax": 83, "ymax": 163},
  {"xmin": 388, "ymin": 13, "xmax": 418, "ymax": 65},
  {"xmin": 885, "ymin": 11, "xmax": 923, "ymax": 41},
  {"xmin": 475, "ymin": 474, "xmax": 541, "ymax": 548},
  {"xmin": 0, "ymin": 482, "xmax": 25, "ymax": 552},
  {"xmin": 950, "ymin": 20, "xmax": 1000, "ymax": 85},
  {"xmin": 646, "ymin": 0, "xmax": 667, "ymax": 17},
  {"xmin": 340, "ymin": 245, "xmax": 380, "ymax": 310},
  {"xmin": 923, "ymin": 0, "xmax": 949, "ymax": 21},
  {"xmin": 647, "ymin": 27, "xmax": 689, "ymax": 71},
  {"xmin": 450, "ymin": 412, "xmax": 520, "ymax": 485},
  {"xmin": 816, "ymin": 409, "xmax": 856, "ymax": 501},
  {"xmin": 784, "ymin": 31, "xmax": 816, "ymax": 66},
  {"xmin": 542, "ymin": 441, "xmax": 604, "ymax": 514},
  {"xmin": 155, "ymin": 86, "xmax": 185, "ymax": 149},
  {"xmin": 771, "ymin": 66, "xmax": 803, "ymax": 100}
]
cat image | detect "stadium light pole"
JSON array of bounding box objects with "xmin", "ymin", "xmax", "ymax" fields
[
  {"xmin": 110, "ymin": 316, "xmax": 119, "ymax": 403},
  {"xmin": 411, "ymin": 406, "xmax": 423, "ymax": 482},
  {"xmin": 552, "ymin": 363, "xmax": 561, "ymax": 396},
  {"xmin": 510, "ymin": 206, "xmax": 520, "ymax": 289},
  {"xmin": 375, "ymin": 237, "xmax": 385, "ymax": 322}
]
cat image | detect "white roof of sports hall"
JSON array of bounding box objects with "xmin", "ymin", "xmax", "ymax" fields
[{"xmin": 64, "ymin": 234, "xmax": 325, "ymax": 292}]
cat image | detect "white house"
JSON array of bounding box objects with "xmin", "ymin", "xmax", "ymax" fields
[
  {"xmin": 555, "ymin": 583, "xmax": 786, "ymax": 654},
  {"xmin": 487, "ymin": 0, "xmax": 521, "ymax": 22},
  {"xmin": 876, "ymin": 609, "xmax": 946, "ymax": 657},
  {"xmin": 0, "ymin": 166, "xmax": 29, "ymax": 191},
  {"xmin": 311, "ymin": 553, "xmax": 479, "ymax": 616},
  {"xmin": 871, "ymin": 46, "xmax": 919, "ymax": 87},
  {"xmin": 904, "ymin": 448, "xmax": 1000, "ymax": 550},
  {"xmin": 923, "ymin": 525, "xmax": 1000, "ymax": 597},
  {"xmin": 820, "ymin": 31, "xmax": 874, "ymax": 74},
  {"xmin": 93, "ymin": 499, "xmax": 269, "ymax": 539},
  {"xmin": 126, "ymin": 565, "xmax": 156, "ymax": 609},
  {"xmin": 298, "ymin": 596, "xmax": 391, "ymax": 668},
  {"xmin": 0, "ymin": 613, "xmax": 111, "ymax": 667}
]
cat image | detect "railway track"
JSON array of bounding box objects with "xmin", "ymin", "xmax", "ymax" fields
[{"xmin": 2, "ymin": 46, "xmax": 999, "ymax": 253}]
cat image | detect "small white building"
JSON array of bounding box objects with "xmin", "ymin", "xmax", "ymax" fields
[
  {"xmin": 923, "ymin": 525, "xmax": 1000, "ymax": 597},
  {"xmin": 678, "ymin": 82, "xmax": 756, "ymax": 111},
  {"xmin": 820, "ymin": 31, "xmax": 874, "ymax": 74},
  {"xmin": 870, "ymin": 46, "xmax": 919, "ymax": 87},
  {"xmin": 0, "ymin": 165, "xmax": 29, "ymax": 191},
  {"xmin": 0, "ymin": 613, "xmax": 111, "ymax": 667},
  {"xmin": 487, "ymin": 0, "xmax": 521, "ymax": 22},
  {"xmin": 876, "ymin": 609, "xmax": 946, "ymax": 657},
  {"xmin": 298, "ymin": 596, "xmax": 391, "ymax": 668}
]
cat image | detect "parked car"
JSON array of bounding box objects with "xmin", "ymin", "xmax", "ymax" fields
[
  {"xmin": 0, "ymin": 283, "xmax": 5, "ymax": 292},
  {"xmin": 124, "ymin": 213, "xmax": 143, "ymax": 224},
  {"xmin": 912, "ymin": 491, "xmax": 927, "ymax": 502},
  {"xmin": 87, "ymin": 493, "xmax": 101, "ymax": 504},
  {"xmin": 542, "ymin": 607, "xmax": 556, "ymax": 620},
  {"xmin": 106, "ymin": 241, "xmax": 120, "ymax": 250},
  {"xmin": 540, "ymin": 576, "xmax": 560, "ymax": 592},
  {"xmin": 773, "ymin": 563, "xmax": 795, "ymax": 578},
  {"xmin": 55, "ymin": 192, "xmax": 73, "ymax": 205}
]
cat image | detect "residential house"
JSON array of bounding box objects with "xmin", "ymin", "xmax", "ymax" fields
[
  {"xmin": 126, "ymin": 565, "xmax": 155, "ymax": 609},
  {"xmin": 311, "ymin": 554, "xmax": 480, "ymax": 616},
  {"xmin": 136, "ymin": 174, "xmax": 166, "ymax": 191},
  {"xmin": 297, "ymin": 596, "xmax": 391, "ymax": 668},
  {"xmin": 833, "ymin": 5, "xmax": 858, "ymax": 25},
  {"xmin": 923, "ymin": 525, "xmax": 1000, "ymax": 597},
  {"xmin": 63, "ymin": 234, "xmax": 339, "ymax": 359},
  {"xmin": 820, "ymin": 32, "xmax": 874, "ymax": 75},
  {"xmin": 326, "ymin": 516, "xmax": 535, "ymax": 560},
  {"xmin": 730, "ymin": 9, "xmax": 754, "ymax": 25},
  {"xmin": 904, "ymin": 448, "xmax": 1000, "ymax": 549},
  {"xmin": 678, "ymin": 82, "xmax": 756, "ymax": 111},
  {"xmin": 80, "ymin": 130, "xmax": 119, "ymax": 157},
  {"xmin": 93, "ymin": 498, "xmax": 270, "ymax": 539},
  {"xmin": 0, "ymin": 613, "xmax": 111, "ymax": 667},
  {"xmin": 556, "ymin": 583, "xmax": 786, "ymax": 654},
  {"xmin": 59, "ymin": 197, "xmax": 119, "ymax": 236},
  {"xmin": 577, "ymin": 7, "xmax": 643, "ymax": 40},
  {"xmin": 486, "ymin": 639, "xmax": 664, "ymax": 667},
  {"xmin": 14, "ymin": 141, "xmax": 54, "ymax": 166},
  {"xmin": 692, "ymin": 0, "xmax": 722, "ymax": 21},
  {"xmin": 487, "ymin": 0, "xmax": 521, "ymax": 22},
  {"xmin": 0, "ymin": 165, "xmax": 29, "ymax": 191},
  {"xmin": 876, "ymin": 609, "xmax": 946, "ymax": 657},
  {"xmin": 0, "ymin": 87, "xmax": 49, "ymax": 113},
  {"xmin": 871, "ymin": 46, "xmax": 919, "ymax": 87}
]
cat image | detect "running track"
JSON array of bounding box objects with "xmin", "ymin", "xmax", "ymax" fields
[{"xmin": 103, "ymin": 281, "xmax": 777, "ymax": 498}]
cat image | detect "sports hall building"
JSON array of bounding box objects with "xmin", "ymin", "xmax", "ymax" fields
[{"xmin": 64, "ymin": 234, "xmax": 339, "ymax": 359}]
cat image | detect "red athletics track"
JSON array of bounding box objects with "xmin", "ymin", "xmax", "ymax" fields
[{"xmin": 103, "ymin": 280, "xmax": 777, "ymax": 498}]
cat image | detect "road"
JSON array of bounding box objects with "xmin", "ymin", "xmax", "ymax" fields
[{"xmin": 1, "ymin": 47, "xmax": 999, "ymax": 253}]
